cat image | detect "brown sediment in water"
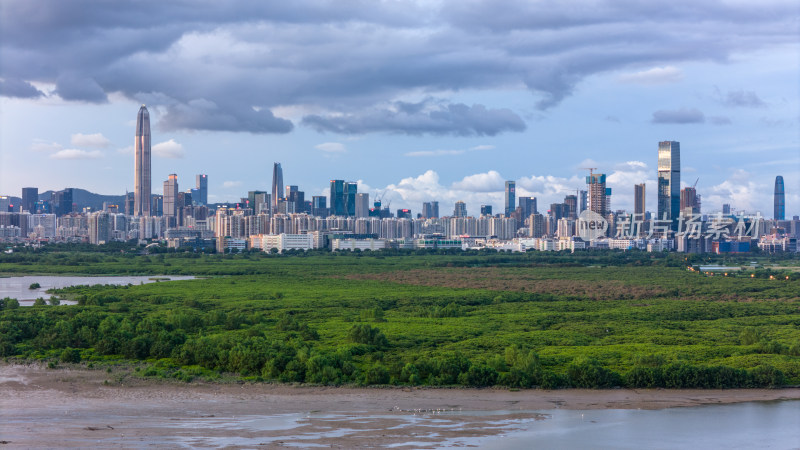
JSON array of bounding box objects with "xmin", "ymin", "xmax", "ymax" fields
[{"xmin": 2, "ymin": 363, "xmax": 799, "ymax": 448}]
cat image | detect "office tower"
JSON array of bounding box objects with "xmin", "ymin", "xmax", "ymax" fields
[
  {"xmin": 564, "ymin": 195, "xmax": 578, "ymax": 219},
  {"xmin": 272, "ymin": 163, "xmax": 283, "ymax": 211},
  {"xmin": 52, "ymin": 188, "xmax": 73, "ymax": 216},
  {"xmin": 586, "ymin": 173, "xmax": 609, "ymax": 216},
  {"xmin": 312, "ymin": 196, "xmax": 328, "ymax": 217},
  {"xmin": 518, "ymin": 196, "xmax": 537, "ymax": 219},
  {"xmin": 480, "ymin": 205, "xmax": 493, "ymax": 216},
  {"xmin": 21, "ymin": 187, "xmax": 38, "ymax": 213},
  {"xmin": 356, "ymin": 193, "xmax": 369, "ymax": 218},
  {"xmin": 134, "ymin": 105, "xmax": 151, "ymax": 216},
  {"xmin": 454, "ymin": 201, "xmax": 467, "ymax": 218},
  {"xmin": 774, "ymin": 176, "xmax": 785, "ymax": 220},
  {"xmin": 431, "ymin": 201, "xmax": 439, "ymax": 218},
  {"xmin": 330, "ymin": 180, "xmax": 345, "ymax": 216},
  {"xmin": 247, "ymin": 191, "xmax": 267, "ymax": 214},
  {"xmin": 657, "ymin": 141, "xmax": 680, "ymax": 226},
  {"xmin": 163, "ymin": 174, "xmax": 178, "ymax": 224},
  {"xmin": 504, "ymin": 181, "xmax": 515, "ymax": 217},
  {"xmin": 422, "ymin": 202, "xmax": 433, "ymax": 219},
  {"xmin": 549, "ymin": 203, "xmax": 569, "ymax": 220},
  {"xmin": 196, "ymin": 174, "xmax": 208, "ymax": 205},
  {"xmin": 578, "ymin": 190, "xmax": 588, "ymax": 214},
  {"xmin": 344, "ymin": 182, "xmax": 357, "ymax": 217},
  {"xmin": 151, "ymin": 195, "xmax": 163, "ymax": 217},
  {"xmin": 124, "ymin": 192, "xmax": 134, "ymax": 216},
  {"xmin": 285, "ymin": 185, "xmax": 305, "ymax": 213},
  {"xmin": 680, "ymin": 187, "xmax": 700, "ymax": 216},
  {"xmin": 397, "ymin": 209, "xmax": 412, "ymax": 219},
  {"xmin": 634, "ymin": 183, "xmax": 646, "ymax": 216},
  {"xmin": 0, "ymin": 196, "xmax": 10, "ymax": 212},
  {"xmin": 722, "ymin": 203, "xmax": 731, "ymax": 215}
]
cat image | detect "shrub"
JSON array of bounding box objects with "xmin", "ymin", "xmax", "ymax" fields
[
  {"xmin": 348, "ymin": 324, "xmax": 389, "ymax": 348},
  {"xmin": 59, "ymin": 348, "xmax": 81, "ymax": 363}
]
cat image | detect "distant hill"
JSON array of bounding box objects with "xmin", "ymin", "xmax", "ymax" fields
[{"xmin": 38, "ymin": 188, "xmax": 127, "ymax": 212}]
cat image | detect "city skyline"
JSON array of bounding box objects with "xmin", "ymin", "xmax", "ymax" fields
[{"xmin": 1, "ymin": 1, "xmax": 798, "ymax": 216}]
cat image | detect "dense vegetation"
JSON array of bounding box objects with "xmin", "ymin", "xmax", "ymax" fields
[{"xmin": 1, "ymin": 249, "xmax": 798, "ymax": 388}]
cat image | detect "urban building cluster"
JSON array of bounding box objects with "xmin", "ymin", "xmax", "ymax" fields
[{"xmin": 1, "ymin": 106, "xmax": 797, "ymax": 254}]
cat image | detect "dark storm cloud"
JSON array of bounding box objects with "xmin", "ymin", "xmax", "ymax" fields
[
  {"xmin": 0, "ymin": 78, "xmax": 44, "ymax": 98},
  {"xmin": 0, "ymin": 0, "xmax": 795, "ymax": 134},
  {"xmin": 302, "ymin": 101, "xmax": 526, "ymax": 136},
  {"xmin": 651, "ymin": 108, "xmax": 706, "ymax": 124},
  {"xmin": 158, "ymin": 100, "xmax": 293, "ymax": 134}
]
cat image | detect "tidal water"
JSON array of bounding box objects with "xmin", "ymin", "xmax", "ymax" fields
[{"xmin": 0, "ymin": 275, "xmax": 195, "ymax": 305}]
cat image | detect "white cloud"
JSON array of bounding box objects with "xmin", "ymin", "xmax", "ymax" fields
[
  {"xmin": 30, "ymin": 139, "xmax": 62, "ymax": 152},
  {"xmin": 50, "ymin": 149, "xmax": 103, "ymax": 159},
  {"xmin": 315, "ymin": 142, "xmax": 346, "ymax": 153},
  {"xmin": 405, "ymin": 144, "xmax": 495, "ymax": 157},
  {"xmin": 451, "ymin": 170, "xmax": 506, "ymax": 192},
  {"xmin": 152, "ymin": 139, "xmax": 185, "ymax": 158},
  {"xmin": 222, "ymin": 180, "xmax": 242, "ymax": 188},
  {"xmin": 71, "ymin": 132, "xmax": 111, "ymax": 148},
  {"xmin": 618, "ymin": 66, "xmax": 683, "ymax": 85}
]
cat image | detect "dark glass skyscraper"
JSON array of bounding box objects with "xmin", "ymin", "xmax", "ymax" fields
[
  {"xmin": 774, "ymin": 176, "xmax": 785, "ymax": 220},
  {"xmin": 134, "ymin": 105, "xmax": 151, "ymax": 216},
  {"xmin": 657, "ymin": 141, "xmax": 680, "ymax": 227},
  {"xmin": 196, "ymin": 174, "xmax": 208, "ymax": 205},
  {"xmin": 504, "ymin": 181, "xmax": 515, "ymax": 217},
  {"xmin": 634, "ymin": 183, "xmax": 645, "ymax": 216},
  {"xmin": 21, "ymin": 187, "xmax": 38, "ymax": 213},
  {"xmin": 272, "ymin": 163, "xmax": 283, "ymax": 212}
]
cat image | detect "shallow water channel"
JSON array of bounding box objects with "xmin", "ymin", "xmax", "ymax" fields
[{"xmin": 0, "ymin": 275, "xmax": 195, "ymax": 306}]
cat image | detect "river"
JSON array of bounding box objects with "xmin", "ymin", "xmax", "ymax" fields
[{"xmin": 0, "ymin": 275, "xmax": 195, "ymax": 305}]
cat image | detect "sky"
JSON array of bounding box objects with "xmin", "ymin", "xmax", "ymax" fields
[{"xmin": 1, "ymin": 0, "xmax": 798, "ymax": 217}]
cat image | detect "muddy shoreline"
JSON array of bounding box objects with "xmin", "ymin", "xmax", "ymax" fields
[{"xmin": 3, "ymin": 364, "xmax": 799, "ymax": 448}]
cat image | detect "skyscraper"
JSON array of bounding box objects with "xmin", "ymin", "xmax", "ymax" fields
[
  {"xmin": 586, "ymin": 173, "xmax": 609, "ymax": 216},
  {"xmin": 657, "ymin": 141, "xmax": 680, "ymax": 227},
  {"xmin": 680, "ymin": 187, "xmax": 700, "ymax": 216},
  {"xmin": 21, "ymin": 187, "xmax": 38, "ymax": 213},
  {"xmin": 196, "ymin": 174, "xmax": 208, "ymax": 205},
  {"xmin": 454, "ymin": 201, "xmax": 467, "ymax": 218},
  {"xmin": 272, "ymin": 163, "xmax": 283, "ymax": 212},
  {"xmin": 518, "ymin": 196, "xmax": 537, "ymax": 219},
  {"xmin": 504, "ymin": 181, "xmax": 515, "ymax": 217},
  {"xmin": 344, "ymin": 182, "xmax": 358, "ymax": 217},
  {"xmin": 480, "ymin": 205, "xmax": 493, "ymax": 216},
  {"xmin": 431, "ymin": 201, "xmax": 439, "ymax": 219},
  {"xmin": 355, "ymin": 193, "xmax": 369, "ymax": 218},
  {"xmin": 564, "ymin": 195, "xmax": 577, "ymax": 219},
  {"xmin": 134, "ymin": 105, "xmax": 151, "ymax": 217},
  {"xmin": 634, "ymin": 183, "xmax": 646, "ymax": 216},
  {"xmin": 330, "ymin": 180, "xmax": 345, "ymax": 216},
  {"xmin": 774, "ymin": 176, "xmax": 785, "ymax": 220},
  {"xmin": 163, "ymin": 174, "xmax": 178, "ymax": 225}
]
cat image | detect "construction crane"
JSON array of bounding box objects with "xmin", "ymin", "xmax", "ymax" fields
[
  {"xmin": 579, "ymin": 167, "xmax": 598, "ymax": 176},
  {"xmin": 692, "ymin": 177, "xmax": 699, "ymax": 190}
]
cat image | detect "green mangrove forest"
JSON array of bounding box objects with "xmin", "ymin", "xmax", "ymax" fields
[{"xmin": 1, "ymin": 247, "xmax": 799, "ymax": 388}]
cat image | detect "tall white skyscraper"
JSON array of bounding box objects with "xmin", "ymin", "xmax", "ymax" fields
[{"xmin": 134, "ymin": 105, "xmax": 151, "ymax": 216}]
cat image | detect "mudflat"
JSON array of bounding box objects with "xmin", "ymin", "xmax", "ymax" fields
[{"xmin": 2, "ymin": 364, "xmax": 799, "ymax": 448}]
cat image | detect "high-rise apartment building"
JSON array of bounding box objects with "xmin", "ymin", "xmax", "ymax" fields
[
  {"xmin": 504, "ymin": 181, "xmax": 515, "ymax": 217},
  {"xmin": 680, "ymin": 187, "xmax": 700, "ymax": 216},
  {"xmin": 355, "ymin": 193, "xmax": 369, "ymax": 218},
  {"xmin": 634, "ymin": 183, "xmax": 646, "ymax": 216},
  {"xmin": 21, "ymin": 187, "xmax": 38, "ymax": 213},
  {"xmin": 657, "ymin": 141, "xmax": 680, "ymax": 227},
  {"xmin": 196, "ymin": 174, "xmax": 208, "ymax": 205},
  {"xmin": 586, "ymin": 173, "xmax": 610, "ymax": 216},
  {"xmin": 774, "ymin": 176, "xmax": 785, "ymax": 220},
  {"xmin": 163, "ymin": 174, "xmax": 178, "ymax": 224},
  {"xmin": 134, "ymin": 105, "xmax": 151, "ymax": 216},
  {"xmin": 272, "ymin": 163, "xmax": 283, "ymax": 211},
  {"xmin": 453, "ymin": 201, "xmax": 467, "ymax": 218}
]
